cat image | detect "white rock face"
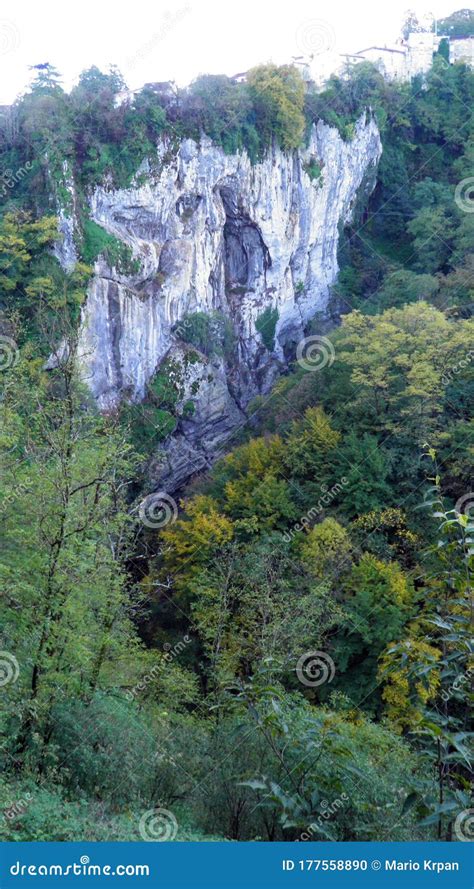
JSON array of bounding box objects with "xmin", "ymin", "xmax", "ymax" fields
[
  {"xmin": 53, "ymin": 161, "xmax": 79, "ymax": 272},
  {"xmin": 74, "ymin": 114, "xmax": 381, "ymax": 488}
]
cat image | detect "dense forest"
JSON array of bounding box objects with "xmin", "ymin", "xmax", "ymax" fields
[{"xmin": 0, "ymin": 16, "xmax": 473, "ymax": 842}]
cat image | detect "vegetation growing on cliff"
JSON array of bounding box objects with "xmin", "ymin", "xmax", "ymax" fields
[
  {"xmin": 437, "ymin": 7, "xmax": 474, "ymax": 37},
  {"xmin": 0, "ymin": 51, "xmax": 472, "ymax": 842}
]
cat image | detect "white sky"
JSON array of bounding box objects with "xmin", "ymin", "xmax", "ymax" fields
[{"xmin": 0, "ymin": 0, "xmax": 462, "ymax": 104}]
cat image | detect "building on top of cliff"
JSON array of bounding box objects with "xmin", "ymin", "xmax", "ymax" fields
[
  {"xmin": 449, "ymin": 34, "xmax": 474, "ymax": 64},
  {"xmin": 349, "ymin": 31, "xmax": 447, "ymax": 81},
  {"xmin": 142, "ymin": 81, "xmax": 178, "ymax": 108},
  {"xmin": 230, "ymin": 71, "xmax": 249, "ymax": 84},
  {"xmin": 343, "ymin": 44, "xmax": 407, "ymax": 80},
  {"xmin": 295, "ymin": 25, "xmax": 473, "ymax": 88},
  {"xmin": 291, "ymin": 56, "xmax": 313, "ymax": 83},
  {"xmin": 292, "ymin": 50, "xmax": 342, "ymax": 88},
  {"xmin": 114, "ymin": 80, "xmax": 178, "ymax": 108}
]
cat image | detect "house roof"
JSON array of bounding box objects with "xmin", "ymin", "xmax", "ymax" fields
[{"xmin": 356, "ymin": 45, "xmax": 406, "ymax": 56}]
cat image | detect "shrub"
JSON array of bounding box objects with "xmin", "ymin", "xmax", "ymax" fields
[
  {"xmin": 121, "ymin": 402, "xmax": 177, "ymax": 450},
  {"xmin": 174, "ymin": 311, "xmax": 235, "ymax": 360},
  {"xmin": 81, "ymin": 219, "xmax": 139, "ymax": 274},
  {"xmin": 303, "ymin": 157, "xmax": 323, "ymax": 182},
  {"xmin": 255, "ymin": 306, "xmax": 279, "ymax": 351},
  {"xmin": 48, "ymin": 696, "xmax": 206, "ymax": 809}
]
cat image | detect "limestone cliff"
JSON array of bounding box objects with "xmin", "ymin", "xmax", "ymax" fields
[{"xmin": 69, "ymin": 113, "xmax": 381, "ymax": 489}]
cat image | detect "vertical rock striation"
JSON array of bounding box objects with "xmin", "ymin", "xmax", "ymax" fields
[{"xmin": 73, "ymin": 113, "xmax": 381, "ymax": 489}]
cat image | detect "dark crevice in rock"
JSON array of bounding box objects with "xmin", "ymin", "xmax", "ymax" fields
[
  {"xmin": 107, "ymin": 282, "xmax": 123, "ymax": 392},
  {"xmin": 175, "ymin": 193, "xmax": 202, "ymax": 220},
  {"xmin": 219, "ymin": 185, "xmax": 271, "ymax": 292}
]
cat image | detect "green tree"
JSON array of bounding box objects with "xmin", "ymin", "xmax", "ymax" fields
[
  {"xmin": 334, "ymin": 303, "xmax": 473, "ymax": 442},
  {"xmin": 0, "ymin": 332, "xmax": 141, "ymax": 770},
  {"xmin": 300, "ymin": 517, "xmax": 352, "ymax": 581},
  {"xmin": 247, "ymin": 64, "xmax": 305, "ymax": 151},
  {"xmin": 437, "ymin": 9, "xmax": 474, "ymax": 38},
  {"xmin": 191, "ymin": 536, "xmax": 338, "ymax": 690},
  {"xmin": 331, "ymin": 554, "xmax": 415, "ymax": 702},
  {"xmin": 379, "ymin": 468, "xmax": 473, "ymax": 839}
]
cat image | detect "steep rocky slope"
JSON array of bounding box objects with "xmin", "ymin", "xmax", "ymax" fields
[{"xmin": 61, "ymin": 113, "xmax": 382, "ymax": 489}]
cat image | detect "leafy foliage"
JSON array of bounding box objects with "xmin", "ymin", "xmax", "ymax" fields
[
  {"xmin": 81, "ymin": 219, "xmax": 139, "ymax": 274},
  {"xmin": 255, "ymin": 306, "xmax": 279, "ymax": 351},
  {"xmin": 0, "ymin": 50, "xmax": 472, "ymax": 843},
  {"xmin": 438, "ymin": 9, "xmax": 474, "ymax": 37}
]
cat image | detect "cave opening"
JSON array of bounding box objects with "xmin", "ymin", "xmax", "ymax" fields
[{"xmin": 219, "ymin": 185, "xmax": 271, "ymax": 293}]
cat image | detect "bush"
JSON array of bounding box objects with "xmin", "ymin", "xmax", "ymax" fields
[
  {"xmin": 190, "ymin": 715, "xmax": 287, "ymax": 840},
  {"xmin": 303, "ymin": 157, "xmax": 323, "ymax": 182},
  {"xmin": 255, "ymin": 306, "xmax": 279, "ymax": 351},
  {"xmin": 48, "ymin": 696, "xmax": 207, "ymax": 809},
  {"xmin": 232, "ymin": 695, "xmax": 437, "ymax": 841},
  {"xmin": 174, "ymin": 311, "xmax": 235, "ymax": 360},
  {"xmin": 121, "ymin": 402, "xmax": 177, "ymax": 450},
  {"xmin": 81, "ymin": 219, "xmax": 139, "ymax": 274},
  {"xmin": 0, "ymin": 776, "xmax": 223, "ymax": 841}
]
